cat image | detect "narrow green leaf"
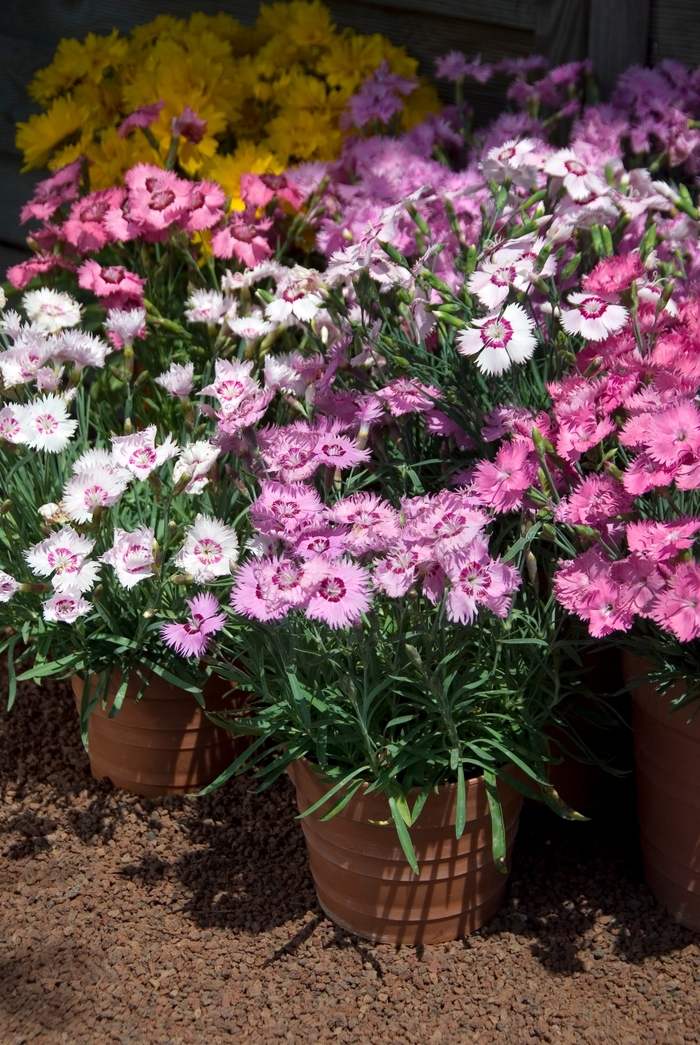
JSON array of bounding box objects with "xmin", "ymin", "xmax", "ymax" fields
[
  {"xmin": 483, "ymin": 769, "xmax": 508, "ymax": 874},
  {"xmin": 297, "ymin": 766, "xmax": 368, "ymax": 820},
  {"xmin": 6, "ymin": 637, "xmax": 18, "ymax": 711},
  {"xmin": 455, "ymin": 763, "xmax": 466, "ymax": 839},
  {"xmin": 388, "ymin": 796, "xmax": 419, "ymax": 876}
]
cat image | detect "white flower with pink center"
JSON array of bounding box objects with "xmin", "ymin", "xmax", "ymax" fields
[
  {"xmin": 467, "ymin": 248, "xmax": 529, "ymax": 310},
  {"xmin": 100, "ymin": 527, "xmax": 155, "ymax": 589},
  {"xmin": 226, "ymin": 314, "xmax": 274, "ymax": 341},
  {"xmin": 481, "ymin": 138, "xmax": 541, "ymax": 187},
  {"xmin": 62, "ymin": 466, "xmax": 130, "ymax": 523},
  {"xmin": 155, "ymin": 362, "xmax": 194, "ymax": 398},
  {"xmin": 0, "ymin": 330, "xmax": 51, "ymax": 387},
  {"xmin": 560, "ymin": 292, "xmax": 629, "ymax": 341},
  {"xmin": 15, "ymin": 395, "xmax": 77, "ymax": 452},
  {"xmin": 456, "ymin": 303, "xmax": 537, "ymax": 375},
  {"xmin": 0, "ymin": 406, "xmax": 23, "ymax": 443},
  {"xmin": 25, "ymin": 526, "xmax": 98, "ymax": 593},
  {"xmin": 265, "ymin": 267, "xmax": 325, "ymax": 325},
  {"xmin": 104, "ymin": 308, "xmax": 146, "ymax": 348},
  {"xmin": 111, "ymin": 425, "xmax": 178, "ymax": 479},
  {"xmin": 200, "ymin": 359, "xmax": 259, "ymax": 411},
  {"xmin": 172, "ymin": 440, "xmax": 219, "ymax": 494},
  {"xmin": 373, "ymin": 546, "xmax": 421, "ymax": 597},
  {"xmin": 184, "ymin": 290, "xmax": 234, "ymax": 326},
  {"xmin": 22, "ymin": 289, "xmax": 82, "ymax": 334},
  {"xmin": 263, "ymin": 353, "xmax": 309, "ymax": 396},
  {"xmin": 175, "ymin": 515, "xmax": 239, "ymax": 582},
  {"xmin": 545, "ymin": 148, "xmax": 608, "ymax": 201},
  {"xmin": 42, "ymin": 588, "xmax": 91, "ymax": 623},
  {"xmin": 0, "ymin": 570, "xmax": 20, "ymax": 602}
]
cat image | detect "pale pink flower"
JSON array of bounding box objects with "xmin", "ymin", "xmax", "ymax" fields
[
  {"xmin": 374, "ymin": 378, "xmax": 441, "ymax": 416},
  {"xmin": 227, "ymin": 314, "xmax": 274, "ymax": 341},
  {"xmin": 293, "ymin": 530, "xmax": 349, "ymax": 561},
  {"xmin": 214, "ymin": 390, "xmax": 274, "ymax": 435},
  {"xmin": 621, "ymin": 454, "xmax": 678, "ymax": 496},
  {"xmin": 240, "ymin": 172, "xmax": 304, "ymax": 210},
  {"xmin": 649, "ymin": 562, "xmax": 700, "ymax": 642},
  {"xmin": 262, "ymin": 429, "xmax": 319, "ymax": 483},
  {"xmin": 161, "ymin": 593, "xmax": 226, "ymax": 658},
  {"xmin": 560, "ymin": 293, "xmax": 629, "ymax": 341},
  {"xmin": 35, "ymin": 366, "xmax": 62, "ymax": 392},
  {"xmin": 305, "ymin": 560, "xmax": 372, "ymax": 629},
  {"xmin": 415, "ymin": 494, "xmax": 487, "ymax": 558},
  {"xmin": 264, "ymin": 267, "xmax": 325, "ymax": 325},
  {"xmin": 611, "ymin": 555, "xmax": 665, "ymax": 615},
  {"xmin": 313, "ymin": 434, "xmax": 371, "ymax": 470},
  {"xmin": 171, "ymin": 105, "xmax": 206, "ymax": 144},
  {"xmin": 118, "ymin": 100, "xmax": 164, "ymax": 137},
  {"xmin": 467, "ymin": 249, "xmax": 528, "ymax": 310},
  {"xmin": 175, "ymin": 516, "xmax": 239, "ymax": 582},
  {"xmin": 155, "ymin": 361, "xmax": 194, "ymax": 398},
  {"xmin": 100, "ymin": 527, "xmax": 155, "ymax": 589},
  {"xmin": 330, "ymin": 493, "xmax": 399, "ymax": 554},
  {"xmin": 545, "ymin": 148, "xmax": 608, "ymax": 200},
  {"xmin": 251, "ymin": 482, "xmax": 325, "ymax": 540},
  {"xmin": 443, "ymin": 537, "xmax": 520, "ymax": 624},
  {"xmin": 22, "ymin": 289, "xmax": 81, "ymax": 334},
  {"xmin": 472, "ymin": 442, "xmax": 536, "ymax": 513},
  {"xmin": 457, "ymin": 303, "xmax": 537, "ymax": 375},
  {"xmin": 230, "ymin": 560, "xmax": 289, "ymax": 622},
  {"xmin": 53, "ymin": 330, "xmax": 111, "ymax": 370},
  {"xmin": 105, "ymin": 308, "xmax": 146, "ymax": 349},
  {"xmin": 62, "ymin": 466, "xmax": 129, "ymax": 523},
  {"xmin": 258, "ymin": 555, "xmax": 322, "ymax": 610},
  {"xmin": 199, "ymin": 359, "xmax": 258, "ymax": 408},
  {"xmin": 111, "ymin": 426, "xmax": 178, "ymax": 479},
  {"xmin": 42, "ymin": 588, "xmax": 91, "ymax": 624},
  {"xmin": 0, "ymin": 570, "xmax": 19, "ymax": 602},
  {"xmin": 16, "ymin": 395, "xmax": 77, "ymax": 452},
  {"xmin": 263, "ymin": 353, "xmax": 312, "ymax": 396},
  {"xmin": 373, "ymin": 546, "xmax": 421, "ymax": 597}
]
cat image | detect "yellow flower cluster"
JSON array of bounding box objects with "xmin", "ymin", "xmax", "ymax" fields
[{"xmin": 16, "ymin": 2, "xmax": 439, "ymax": 207}]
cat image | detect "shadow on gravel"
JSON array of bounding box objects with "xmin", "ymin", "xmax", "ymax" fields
[
  {"xmin": 170, "ymin": 775, "xmax": 319, "ymax": 934},
  {"xmin": 0, "ymin": 943, "xmax": 91, "ymax": 1036}
]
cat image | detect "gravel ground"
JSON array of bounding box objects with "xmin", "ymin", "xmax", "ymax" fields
[{"xmin": 1, "ymin": 675, "xmax": 699, "ymax": 1045}]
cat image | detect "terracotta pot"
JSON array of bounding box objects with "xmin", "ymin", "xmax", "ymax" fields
[
  {"xmin": 287, "ymin": 758, "xmax": 523, "ymax": 945},
  {"xmin": 623, "ymin": 652, "xmax": 700, "ymax": 931},
  {"xmin": 71, "ymin": 670, "xmax": 246, "ymax": 798}
]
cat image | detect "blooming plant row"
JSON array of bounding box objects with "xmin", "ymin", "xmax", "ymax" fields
[{"xmin": 5, "ymin": 38, "xmax": 700, "ymax": 862}]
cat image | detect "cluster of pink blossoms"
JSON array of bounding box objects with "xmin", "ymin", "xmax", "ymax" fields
[{"xmin": 231, "ymin": 484, "xmax": 519, "ymax": 629}]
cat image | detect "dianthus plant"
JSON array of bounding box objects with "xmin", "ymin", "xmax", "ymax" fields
[{"xmin": 0, "ymin": 281, "xmax": 250, "ymax": 733}]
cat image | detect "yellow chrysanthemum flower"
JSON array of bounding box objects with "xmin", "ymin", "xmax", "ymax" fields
[
  {"xmin": 16, "ymin": 95, "xmax": 92, "ymax": 171},
  {"xmin": 403, "ymin": 82, "xmax": 442, "ymax": 130},
  {"xmin": 18, "ymin": 3, "xmax": 442, "ymax": 184}
]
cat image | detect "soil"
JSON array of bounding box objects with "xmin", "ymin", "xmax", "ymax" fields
[{"xmin": 0, "ymin": 675, "xmax": 699, "ymax": 1045}]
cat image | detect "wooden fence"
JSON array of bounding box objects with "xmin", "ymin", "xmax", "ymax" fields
[{"xmin": 1, "ymin": 0, "xmax": 698, "ymax": 272}]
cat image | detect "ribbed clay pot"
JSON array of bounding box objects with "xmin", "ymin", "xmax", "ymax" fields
[
  {"xmin": 624, "ymin": 652, "xmax": 700, "ymax": 931},
  {"xmin": 71, "ymin": 670, "xmax": 245, "ymax": 798},
  {"xmin": 287, "ymin": 758, "xmax": 523, "ymax": 945}
]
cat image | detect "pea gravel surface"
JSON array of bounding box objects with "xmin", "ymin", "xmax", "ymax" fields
[{"xmin": 1, "ymin": 675, "xmax": 699, "ymax": 1045}]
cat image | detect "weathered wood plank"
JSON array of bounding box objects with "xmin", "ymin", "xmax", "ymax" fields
[
  {"xmin": 0, "ymin": 153, "xmax": 40, "ymax": 250},
  {"xmin": 0, "ymin": 242, "xmax": 29, "ymax": 283},
  {"xmin": 533, "ymin": 0, "xmax": 590, "ymax": 68},
  {"xmin": 588, "ymin": 0, "xmax": 652, "ymax": 97},
  {"xmin": 650, "ymin": 0, "xmax": 700, "ymax": 67}
]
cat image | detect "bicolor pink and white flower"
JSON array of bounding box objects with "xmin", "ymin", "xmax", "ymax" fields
[
  {"xmin": 305, "ymin": 559, "xmax": 372, "ymax": 628},
  {"xmin": 15, "ymin": 395, "xmax": 77, "ymax": 452},
  {"xmin": 25, "ymin": 526, "xmax": 98, "ymax": 594},
  {"xmin": 467, "ymin": 249, "xmax": 529, "ymax": 310},
  {"xmin": 172, "ymin": 440, "xmax": 219, "ymax": 494},
  {"xmin": 184, "ymin": 290, "xmax": 233, "ymax": 326},
  {"xmin": 0, "ymin": 570, "xmax": 20, "ymax": 602},
  {"xmin": 175, "ymin": 515, "xmax": 239, "ymax": 582},
  {"xmin": 545, "ymin": 148, "xmax": 608, "ymax": 200},
  {"xmin": 42, "ymin": 588, "xmax": 91, "ymax": 624},
  {"xmin": 62, "ymin": 464, "xmax": 130, "ymax": 523},
  {"xmin": 457, "ymin": 303, "xmax": 537, "ymax": 375},
  {"xmin": 100, "ymin": 527, "xmax": 155, "ymax": 589},
  {"xmin": 155, "ymin": 362, "xmax": 194, "ymax": 398},
  {"xmin": 111, "ymin": 426, "xmax": 178, "ymax": 479},
  {"xmin": 560, "ymin": 293, "xmax": 629, "ymax": 341},
  {"xmin": 104, "ymin": 308, "xmax": 146, "ymax": 349}
]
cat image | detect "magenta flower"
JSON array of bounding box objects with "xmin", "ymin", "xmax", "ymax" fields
[
  {"xmin": 62, "ymin": 187, "xmax": 124, "ymax": 252},
  {"xmin": 240, "ymin": 173, "xmax": 304, "ymax": 210},
  {"xmin": 626, "ymin": 518, "xmax": 700, "ymax": 561},
  {"xmin": 638, "ymin": 401, "xmax": 700, "ymax": 466},
  {"xmin": 78, "ymin": 260, "xmax": 146, "ymax": 311},
  {"xmin": 20, "ymin": 159, "xmax": 82, "ymax": 223},
  {"xmin": 118, "ymin": 100, "xmax": 164, "ymax": 138},
  {"xmin": 231, "ymin": 560, "xmax": 289, "ymax": 622},
  {"xmin": 210, "ymin": 211, "xmax": 273, "ymax": 267},
  {"xmin": 582, "ymin": 253, "xmax": 645, "ymax": 295},
  {"xmin": 621, "ymin": 454, "xmax": 679, "ymax": 496},
  {"xmin": 251, "ymin": 481, "xmax": 325, "ymax": 540},
  {"xmin": 161, "ymin": 593, "xmax": 226, "ymax": 658},
  {"xmin": 313, "ymin": 434, "xmax": 371, "ymax": 470},
  {"xmin": 556, "ymin": 474, "xmax": 633, "ymax": 527},
  {"xmin": 649, "ymin": 562, "xmax": 700, "ymax": 642},
  {"xmin": 611, "ymin": 555, "xmax": 665, "ymax": 615},
  {"xmin": 7, "ymin": 255, "xmax": 77, "ymax": 291},
  {"xmin": 374, "ymin": 378, "xmax": 441, "ymax": 417},
  {"xmin": 171, "ymin": 105, "xmax": 207, "ymax": 144},
  {"xmin": 583, "ymin": 575, "xmax": 635, "ymax": 637},
  {"xmin": 472, "ymin": 442, "xmax": 536, "ymax": 513},
  {"xmin": 435, "ymin": 51, "xmax": 492, "ymax": 84},
  {"xmin": 126, "ymin": 164, "xmax": 191, "ymax": 232},
  {"xmin": 305, "ymin": 560, "xmax": 372, "ymax": 629},
  {"xmin": 185, "ymin": 180, "xmax": 226, "ymax": 232},
  {"xmin": 553, "ymin": 548, "xmax": 612, "ymax": 618}
]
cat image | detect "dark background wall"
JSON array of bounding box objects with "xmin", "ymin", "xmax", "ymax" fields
[{"xmin": 1, "ymin": 0, "xmax": 698, "ymax": 274}]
